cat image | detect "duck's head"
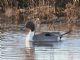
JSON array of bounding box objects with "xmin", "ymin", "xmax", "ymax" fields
[{"xmin": 26, "ymin": 21, "xmax": 35, "ymax": 32}]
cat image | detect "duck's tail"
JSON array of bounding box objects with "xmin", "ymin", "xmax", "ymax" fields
[{"xmin": 59, "ymin": 30, "xmax": 72, "ymax": 40}]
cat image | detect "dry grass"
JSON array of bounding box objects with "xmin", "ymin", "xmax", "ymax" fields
[{"xmin": 0, "ymin": 0, "xmax": 80, "ymax": 31}]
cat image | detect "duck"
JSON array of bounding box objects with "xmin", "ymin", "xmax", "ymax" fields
[
  {"xmin": 25, "ymin": 21, "xmax": 72, "ymax": 47},
  {"xmin": 25, "ymin": 21, "xmax": 35, "ymax": 49}
]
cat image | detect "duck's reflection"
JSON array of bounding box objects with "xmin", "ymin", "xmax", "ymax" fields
[{"xmin": 25, "ymin": 47, "xmax": 35, "ymax": 60}]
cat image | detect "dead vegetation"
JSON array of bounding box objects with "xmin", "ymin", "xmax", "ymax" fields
[{"xmin": 0, "ymin": 0, "xmax": 80, "ymax": 31}]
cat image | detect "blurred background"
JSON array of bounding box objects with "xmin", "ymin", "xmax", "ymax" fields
[
  {"xmin": 0, "ymin": 0, "xmax": 80, "ymax": 32},
  {"xmin": 0, "ymin": 0, "xmax": 80, "ymax": 60}
]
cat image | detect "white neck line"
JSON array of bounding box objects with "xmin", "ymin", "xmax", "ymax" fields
[{"xmin": 26, "ymin": 30, "xmax": 35, "ymax": 40}]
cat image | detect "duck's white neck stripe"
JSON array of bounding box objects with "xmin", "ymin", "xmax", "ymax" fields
[{"xmin": 26, "ymin": 30, "xmax": 35, "ymax": 41}]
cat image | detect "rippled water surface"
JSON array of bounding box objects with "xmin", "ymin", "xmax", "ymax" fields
[{"xmin": 1, "ymin": 31, "xmax": 80, "ymax": 60}]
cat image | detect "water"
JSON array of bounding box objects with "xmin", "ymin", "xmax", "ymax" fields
[{"xmin": 1, "ymin": 31, "xmax": 80, "ymax": 60}]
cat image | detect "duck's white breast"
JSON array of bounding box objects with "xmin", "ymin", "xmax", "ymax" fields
[
  {"xmin": 25, "ymin": 31, "xmax": 35, "ymax": 48},
  {"xmin": 26, "ymin": 31, "xmax": 35, "ymax": 41}
]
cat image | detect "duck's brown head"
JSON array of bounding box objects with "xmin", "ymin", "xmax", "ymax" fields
[{"xmin": 26, "ymin": 21, "xmax": 35, "ymax": 31}]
